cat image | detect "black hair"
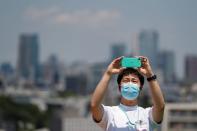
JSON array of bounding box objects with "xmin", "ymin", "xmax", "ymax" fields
[{"xmin": 117, "ymin": 68, "xmax": 144, "ymax": 90}]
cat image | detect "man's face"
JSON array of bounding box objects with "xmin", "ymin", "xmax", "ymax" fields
[{"xmin": 120, "ymin": 73, "xmax": 141, "ymax": 89}]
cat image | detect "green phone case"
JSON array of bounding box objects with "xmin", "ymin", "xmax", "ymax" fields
[{"xmin": 121, "ymin": 57, "xmax": 141, "ymax": 68}]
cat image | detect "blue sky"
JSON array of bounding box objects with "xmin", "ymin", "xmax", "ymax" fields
[{"xmin": 0, "ymin": 0, "xmax": 197, "ymax": 78}]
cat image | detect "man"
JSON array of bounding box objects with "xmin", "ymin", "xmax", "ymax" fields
[{"xmin": 91, "ymin": 56, "xmax": 165, "ymax": 131}]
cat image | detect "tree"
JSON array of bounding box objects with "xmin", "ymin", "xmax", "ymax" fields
[{"xmin": 0, "ymin": 95, "xmax": 48, "ymax": 131}]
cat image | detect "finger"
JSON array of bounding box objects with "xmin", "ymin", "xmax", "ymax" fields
[
  {"xmin": 119, "ymin": 67, "xmax": 126, "ymax": 72},
  {"xmin": 142, "ymin": 57, "xmax": 147, "ymax": 62},
  {"xmin": 137, "ymin": 68, "xmax": 143, "ymax": 73},
  {"xmin": 141, "ymin": 60, "xmax": 148, "ymax": 66},
  {"xmin": 115, "ymin": 56, "xmax": 124, "ymax": 61},
  {"xmin": 137, "ymin": 67, "xmax": 145, "ymax": 75},
  {"xmin": 114, "ymin": 68, "xmax": 124, "ymax": 74},
  {"xmin": 112, "ymin": 56, "xmax": 123, "ymax": 64},
  {"xmin": 138, "ymin": 56, "xmax": 148, "ymax": 62},
  {"xmin": 113, "ymin": 56, "xmax": 124, "ymax": 66}
]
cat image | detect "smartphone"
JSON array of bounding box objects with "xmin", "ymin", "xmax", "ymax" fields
[{"xmin": 121, "ymin": 57, "xmax": 141, "ymax": 68}]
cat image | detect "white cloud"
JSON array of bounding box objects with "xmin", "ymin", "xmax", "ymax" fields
[
  {"xmin": 25, "ymin": 7, "xmax": 60, "ymax": 20},
  {"xmin": 24, "ymin": 7, "xmax": 121, "ymax": 27}
]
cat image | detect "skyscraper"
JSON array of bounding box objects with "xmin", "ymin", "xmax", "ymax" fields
[
  {"xmin": 110, "ymin": 43, "xmax": 127, "ymax": 60},
  {"xmin": 185, "ymin": 55, "xmax": 197, "ymax": 83},
  {"xmin": 138, "ymin": 30, "xmax": 159, "ymax": 70},
  {"xmin": 17, "ymin": 33, "xmax": 40, "ymax": 81},
  {"xmin": 158, "ymin": 50, "xmax": 176, "ymax": 83}
]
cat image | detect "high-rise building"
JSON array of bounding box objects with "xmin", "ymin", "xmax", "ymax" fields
[
  {"xmin": 185, "ymin": 55, "xmax": 197, "ymax": 83},
  {"xmin": 65, "ymin": 73, "xmax": 87, "ymax": 95},
  {"xmin": 17, "ymin": 33, "xmax": 40, "ymax": 81},
  {"xmin": 88, "ymin": 62, "xmax": 107, "ymax": 92},
  {"xmin": 43, "ymin": 55, "xmax": 62, "ymax": 86},
  {"xmin": 110, "ymin": 43, "xmax": 127, "ymax": 60},
  {"xmin": 158, "ymin": 50, "xmax": 176, "ymax": 83},
  {"xmin": 0, "ymin": 62, "xmax": 14, "ymax": 85},
  {"xmin": 138, "ymin": 30, "xmax": 159, "ymax": 70}
]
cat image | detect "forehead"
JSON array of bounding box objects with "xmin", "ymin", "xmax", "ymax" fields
[{"xmin": 122, "ymin": 73, "xmax": 139, "ymax": 80}]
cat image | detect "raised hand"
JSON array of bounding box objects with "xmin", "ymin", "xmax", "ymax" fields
[
  {"xmin": 106, "ymin": 56, "xmax": 125, "ymax": 75},
  {"xmin": 137, "ymin": 56, "xmax": 154, "ymax": 78}
]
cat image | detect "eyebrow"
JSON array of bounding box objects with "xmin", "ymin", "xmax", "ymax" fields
[{"xmin": 123, "ymin": 77, "xmax": 138, "ymax": 81}]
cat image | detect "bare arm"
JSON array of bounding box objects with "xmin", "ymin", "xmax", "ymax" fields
[
  {"xmin": 148, "ymin": 78, "xmax": 165, "ymax": 123},
  {"xmin": 91, "ymin": 71, "xmax": 112, "ymax": 122},
  {"xmin": 91, "ymin": 57, "xmax": 124, "ymax": 122},
  {"xmin": 138, "ymin": 56, "xmax": 165, "ymax": 123}
]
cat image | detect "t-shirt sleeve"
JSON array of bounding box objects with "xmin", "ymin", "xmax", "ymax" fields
[
  {"xmin": 146, "ymin": 107, "xmax": 161, "ymax": 129},
  {"xmin": 94, "ymin": 104, "xmax": 111, "ymax": 130}
]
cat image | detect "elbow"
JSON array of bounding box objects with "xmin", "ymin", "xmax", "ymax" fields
[
  {"xmin": 155, "ymin": 102, "xmax": 165, "ymax": 112},
  {"xmin": 161, "ymin": 104, "xmax": 165, "ymax": 112},
  {"xmin": 159, "ymin": 98, "xmax": 165, "ymax": 111},
  {"xmin": 159, "ymin": 102, "xmax": 165, "ymax": 112},
  {"xmin": 161, "ymin": 100, "xmax": 165, "ymax": 109},
  {"xmin": 90, "ymin": 100, "xmax": 96, "ymax": 109},
  {"xmin": 90, "ymin": 99, "xmax": 98, "ymax": 110}
]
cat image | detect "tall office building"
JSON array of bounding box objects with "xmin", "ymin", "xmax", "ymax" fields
[
  {"xmin": 17, "ymin": 33, "xmax": 40, "ymax": 81},
  {"xmin": 138, "ymin": 30, "xmax": 159, "ymax": 70},
  {"xmin": 185, "ymin": 55, "xmax": 197, "ymax": 83},
  {"xmin": 0, "ymin": 62, "xmax": 14, "ymax": 85},
  {"xmin": 158, "ymin": 50, "xmax": 176, "ymax": 83},
  {"xmin": 110, "ymin": 43, "xmax": 127, "ymax": 60}
]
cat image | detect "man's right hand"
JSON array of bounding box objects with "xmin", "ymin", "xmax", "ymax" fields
[{"xmin": 106, "ymin": 56, "xmax": 125, "ymax": 75}]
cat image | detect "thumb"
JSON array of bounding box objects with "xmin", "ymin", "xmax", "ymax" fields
[
  {"xmin": 119, "ymin": 67, "xmax": 126, "ymax": 73},
  {"xmin": 137, "ymin": 67, "xmax": 144, "ymax": 74}
]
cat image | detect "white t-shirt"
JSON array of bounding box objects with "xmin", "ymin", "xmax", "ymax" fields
[{"xmin": 95, "ymin": 104, "xmax": 160, "ymax": 131}]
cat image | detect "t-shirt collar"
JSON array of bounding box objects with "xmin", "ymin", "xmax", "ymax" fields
[{"xmin": 119, "ymin": 103, "xmax": 138, "ymax": 111}]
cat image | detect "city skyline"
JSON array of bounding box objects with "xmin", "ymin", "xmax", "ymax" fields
[{"xmin": 1, "ymin": 0, "xmax": 197, "ymax": 79}]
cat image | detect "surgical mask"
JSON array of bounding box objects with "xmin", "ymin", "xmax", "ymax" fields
[{"xmin": 120, "ymin": 82, "xmax": 140, "ymax": 100}]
